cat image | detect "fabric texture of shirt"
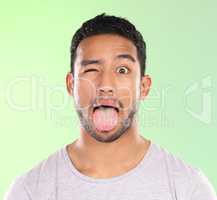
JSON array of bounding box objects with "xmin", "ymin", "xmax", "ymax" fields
[{"xmin": 4, "ymin": 140, "xmax": 217, "ymax": 200}]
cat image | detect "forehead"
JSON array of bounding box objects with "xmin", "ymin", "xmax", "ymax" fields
[{"xmin": 76, "ymin": 34, "xmax": 138, "ymax": 59}]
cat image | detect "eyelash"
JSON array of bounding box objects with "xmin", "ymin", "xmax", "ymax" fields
[{"xmin": 84, "ymin": 69, "xmax": 97, "ymax": 73}]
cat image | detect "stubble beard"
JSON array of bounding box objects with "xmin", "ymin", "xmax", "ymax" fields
[{"xmin": 75, "ymin": 101, "xmax": 139, "ymax": 143}]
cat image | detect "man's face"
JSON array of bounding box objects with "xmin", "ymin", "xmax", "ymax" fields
[{"xmin": 66, "ymin": 34, "xmax": 151, "ymax": 143}]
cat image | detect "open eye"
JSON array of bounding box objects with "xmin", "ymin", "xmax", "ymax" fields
[{"xmin": 116, "ymin": 66, "xmax": 129, "ymax": 74}]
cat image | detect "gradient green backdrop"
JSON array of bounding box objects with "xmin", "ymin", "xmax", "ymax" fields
[{"xmin": 1, "ymin": 0, "xmax": 216, "ymax": 199}]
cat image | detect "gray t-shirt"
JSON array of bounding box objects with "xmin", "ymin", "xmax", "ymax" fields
[{"xmin": 4, "ymin": 141, "xmax": 217, "ymax": 200}]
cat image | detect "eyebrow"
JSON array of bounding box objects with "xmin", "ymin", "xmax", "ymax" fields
[
  {"xmin": 80, "ymin": 59, "xmax": 102, "ymax": 67},
  {"xmin": 80, "ymin": 54, "xmax": 136, "ymax": 67},
  {"xmin": 116, "ymin": 54, "xmax": 136, "ymax": 63}
]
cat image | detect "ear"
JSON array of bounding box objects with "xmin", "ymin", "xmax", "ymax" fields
[
  {"xmin": 140, "ymin": 74, "xmax": 152, "ymax": 100},
  {"xmin": 66, "ymin": 72, "xmax": 74, "ymax": 96}
]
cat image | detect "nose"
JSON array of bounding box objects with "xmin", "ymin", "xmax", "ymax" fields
[
  {"xmin": 97, "ymin": 72, "xmax": 115, "ymax": 96},
  {"xmin": 98, "ymin": 86, "xmax": 114, "ymax": 96}
]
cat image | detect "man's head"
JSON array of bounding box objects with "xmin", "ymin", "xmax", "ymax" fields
[
  {"xmin": 70, "ymin": 13, "xmax": 146, "ymax": 78},
  {"xmin": 66, "ymin": 13, "xmax": 151, "ymax": 143}
]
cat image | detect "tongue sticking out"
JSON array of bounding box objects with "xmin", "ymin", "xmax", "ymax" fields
[{"xmin": 93, "ymin": 107, "xmax": 118, "ymax": 132}]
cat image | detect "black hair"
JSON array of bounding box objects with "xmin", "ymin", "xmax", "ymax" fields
[{"xmin": 70, "ymin": 13, "xmax": 146, "ymax": 78}]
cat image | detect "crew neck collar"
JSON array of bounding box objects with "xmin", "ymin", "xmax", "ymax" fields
[{"xmin": 62, "ymin": 139, "xmax": 155, "ymax": 184}]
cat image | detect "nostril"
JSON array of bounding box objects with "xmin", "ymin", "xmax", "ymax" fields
[{"xmin": 98, "ymin": 87, "xmax": 114, "ymax": 95}]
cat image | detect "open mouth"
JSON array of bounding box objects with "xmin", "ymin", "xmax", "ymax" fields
[
  {"xmin": 93, "ymin": 105, "xmax": 119, "ymax": 113},
  {"xmin": 91, "ymin": 105, "xmax": 119, "ymax": 132}
]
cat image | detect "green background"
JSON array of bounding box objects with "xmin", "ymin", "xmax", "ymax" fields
[{"xmin": 1, "ymin": 0, "xmax": 216, "ymax": 198}]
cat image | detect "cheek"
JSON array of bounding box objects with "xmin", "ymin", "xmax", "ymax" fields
[
  {"xmin": 74, "ymin": 78, "xmax": 96, "ymax": 110},
  {"xmin": 117, "ymin": 80, "xmax": 137, "ymax": 111}
]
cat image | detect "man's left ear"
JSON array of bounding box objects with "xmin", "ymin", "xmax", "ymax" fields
[{"xmin": 140, "ymin": 74, "xmax": 152, "ymax": 100}]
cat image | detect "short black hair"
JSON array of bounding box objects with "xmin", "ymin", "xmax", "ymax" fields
[{"xmin": 70, "ymin": 13, "xmax": 147, "ymax": 78}]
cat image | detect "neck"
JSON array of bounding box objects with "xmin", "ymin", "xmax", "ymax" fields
[{"xmin": 67, "ymin": 120, "xmax": 151, "ymax": 177}]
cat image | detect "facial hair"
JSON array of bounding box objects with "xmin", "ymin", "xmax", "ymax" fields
[{"xmin": 75, "ymin": 100, "xmax": 139, "ymax": 143}]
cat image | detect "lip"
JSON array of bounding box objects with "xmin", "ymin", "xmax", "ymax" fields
[
  {"xmin": 93, "ymin": 105, "xmax": 119, "ymax": 113},
  {"xmin": 93, "ymin": 99, "xmax": 119, "ymax": 112}
]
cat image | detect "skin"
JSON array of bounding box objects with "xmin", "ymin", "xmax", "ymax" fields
[{"xmin": 66, "ymin": 34, "xmax": 152, "ymax": 178}]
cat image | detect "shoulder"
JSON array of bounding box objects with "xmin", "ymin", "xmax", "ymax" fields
[
  {"xmin": 4, "ymin": 147, "xmax": 63, "ymax": 200},
  {"xmin": 4, "ymin": 175, "xmax": 29, "ymax": 200},
  {"xmin": 155, "ymin": 143, "xmax": 199, "ymax": 177},
  {"xmin": 23, "ymin": 147, "xmax": 61, "ymax": 186},
  {"xmin": 151, "ymin": 142, "xmax": 200, "ymax": 179},
  {"xmin": 186, "ymin": 168, "xmax": 217, "ymax": 200},
  {"xmin": 152, "ymin": 142, "xmax": 217, "ymax": 199}
]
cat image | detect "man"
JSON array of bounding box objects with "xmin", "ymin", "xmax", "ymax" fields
[{"xmin": 5, "ymin": 13, "xmax": 217, "ymax": 200}]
